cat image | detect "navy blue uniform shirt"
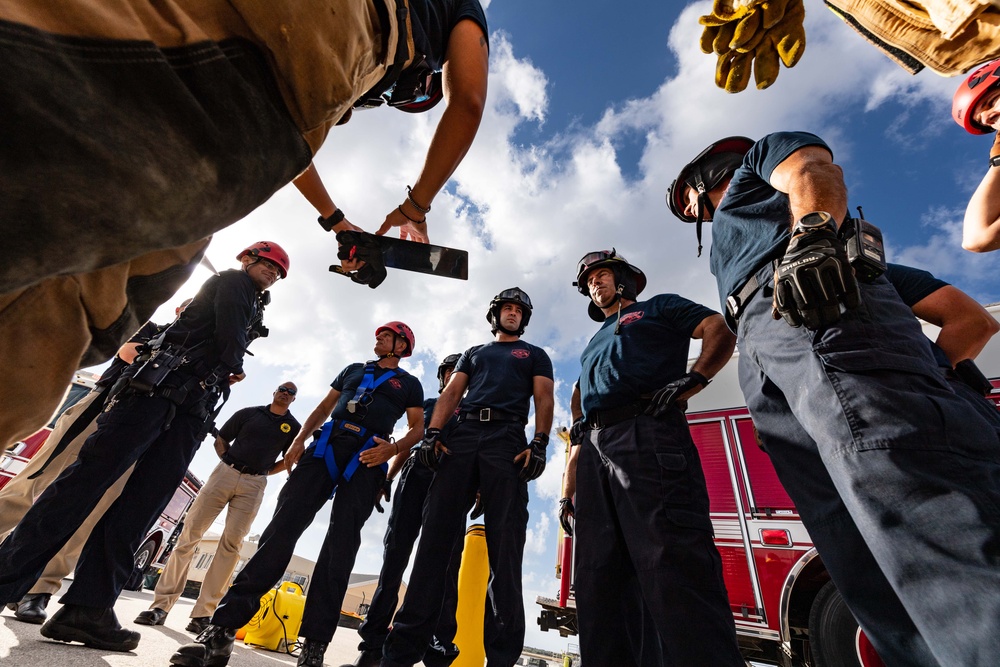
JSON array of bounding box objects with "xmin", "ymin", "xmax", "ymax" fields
[
  {"xmin": 455, "ymin": 340, "xmax": 553, "ymax": 422},
  {"xmin": 409, "ymin": 0, "xmax": 489, "ymax": 71},
  {"xmin": 219, "ymin": 405, "xmax": 301, "ymax": 473},
  {"xmin": 330, "ymin": 362, "xmax": 424, "ymax": 435},
  {"xmin": 579, "ymin": 294, "xmax": 716, "ymax": 416},
  {"xmin": 709, "ymin": 131, "xmax": 830, "ymax": 315}
]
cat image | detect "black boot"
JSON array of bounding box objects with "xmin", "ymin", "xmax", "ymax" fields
[
  {"xmin": 338, "ymin": 647, "xmax": 381, "ymax": 667},
  {"xmin": 40, "ymin": 604, "xmax": 140, "ymax": 651},
  {"xmin": 12, "ymin": 593, "xmax": 51, "ymax": 624},
  {"xmin": 134, "ymin": 607, "xmax": 168, "ymax": 626},
  {"xmin": 170, "ymin": 625, "xmax": 236, "ymax": 667},
  {"xmin": 186, "ymin": 616, "xmax": 211, "ymax": 634},
  {"xmin": 297, "ymin": 638, "xmax": 329, "ymax": 667}
]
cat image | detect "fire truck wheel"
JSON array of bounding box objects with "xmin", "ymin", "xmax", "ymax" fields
[
  {"xmin": 808, "ymin": 580, "xmax": 886, "ymax": 667},
  {"xmin": 125, "ymin": 539, "xmax": 158, "ymax": 591}
]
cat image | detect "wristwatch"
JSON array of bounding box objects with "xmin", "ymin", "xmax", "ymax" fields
[
  {"xmin": 317, "ymin": 208, "xmax": 346, "ymax": 231},
  {"xmin": 990, "ymin": 155, "xmax": 1000, "ymax": 168},
  {"xmin": 793, "ymin": 211, "xmax": 837, "ymax": 234}
]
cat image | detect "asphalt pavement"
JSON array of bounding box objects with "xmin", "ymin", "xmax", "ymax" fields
[{"xmin": 0, "ymin": 582, "xmax": 389, "ymax": 667}]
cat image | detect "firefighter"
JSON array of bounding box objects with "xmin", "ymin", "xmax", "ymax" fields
[
  {"xmin": 382, "ymin": 288, "xmax": 554, "ymax": 667},
  {"xmin": 953, "ymin": 59, "xmax": 1000, "ymax": 252},
  {"xmin": 135, "ymin": 383, "xmax": 302, "ymax": 633},
  {"xmin": 570, "ymin": 249, "xmax": 743, "ymax": 667},
  {"xmin": 0, "ymin": 0, "xmax": 489, "ymax": 455},
  {"xmin": 172, "ymin": 322, "xmax": 424, "ymax": 667},
  {"xmin": 0, "ymin": 304, "xmax": 184, "ymax": 625},
  {"xmin": 345, "ymin": 353, "xmax": 464, "ymax": 667},
  {"xmin": 0, "ymin": 241, "xmax": 286, "ymax": 652},
  {"xmin": 668, "ymin": 133, "xmax": 1000, "ymax": 666}
]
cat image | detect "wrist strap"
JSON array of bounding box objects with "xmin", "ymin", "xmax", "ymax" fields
[{"xmin": 318, "ymin": 208, "xmax": 345, "ymax": 231}]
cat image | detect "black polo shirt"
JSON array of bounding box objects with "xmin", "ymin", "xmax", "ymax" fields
[{"xmin": 219, "ymin": 405, "xmax": 301, "ymax": 474}]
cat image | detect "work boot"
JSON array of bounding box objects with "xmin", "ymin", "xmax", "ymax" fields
[
  {"xmin": 40, "ymin": 604, "xmax": 140, "ymax": 652},
  {"xmin": 134, "ymin": 607, "xmax": 168, "ymax": 626},
  {"xmin": 186, "ymin": 616, "xmax": 211, "ymax": 634},
  {"xmin": 297, "ymin": 638, "xmax": 329, "ymax": 667},
  {"xmin": 170, "ymin": 624, "xmax": 236, "ymax": 667},
  {"xmin": 339, "ymin": 647, "xmax": 381, "ymax": 667},
  {"xmin": 12, "ymin": 593, "xmax": 51, "ymax": 624}
]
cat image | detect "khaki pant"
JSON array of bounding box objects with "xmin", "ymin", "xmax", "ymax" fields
[
  {"xmin": 151, "ymin": 462, "xmax": 266, "ymax": 618},
  {"xmin": 0, "ymin": 389, "xmax": 136, "ymax": 595}
]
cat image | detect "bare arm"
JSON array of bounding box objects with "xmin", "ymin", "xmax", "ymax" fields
[
  {"xmin": 292, "ymin": 163, "xmax": 361, "ymax": 233},
  {"xmin": 429, "ymin": 372, "xmax": 470, "ymax": 430},
  {"xmin": 284, "ymin": 388, "xmax": 341, "ymax": 469},
  {"xmin": 570, "ymin": 380, "xmax": 583, "ymax": 422},
  {"xmin": 562, "ymin": 440, "xmax": 581, "ymax": 500},
  {"xmin": 360, "ymin": 405, "xmax": 425, "ymax": 467},
  {"xmin": 376, "ymin": 19, "xmax": 489, "ymax": 242},
  {"xmin": 214, "ymin": 435, "xmax": 230, "ymax": 459},
  {"xmin": 689, "ymin": 314, "xmax": 737, "ymax": 382},
  {"xmin": 117, "ymin": 342, "xmax": 144, "ymax": 365},
  {"xmin": 531, "ymin": 376, "xmax": 555, "ymax": 438},
  {"xmin": 963, "ymin": 166, "xmax": 1000, "ymax": 252},
  {"xmin": 910, "ymin": 286, "xmax": 1000, "ymax": 364},
  {"xmin": 769, "ymin": 145, "xmax": 848, "ymax": 229}
]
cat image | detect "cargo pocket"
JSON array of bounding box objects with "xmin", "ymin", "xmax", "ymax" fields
[{"xmin": 657, "ymin": 449, "xmax": 692, "ymax": 506}]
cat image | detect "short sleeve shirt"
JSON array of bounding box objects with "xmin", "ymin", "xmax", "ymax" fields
[
  {"xmin": 709, "ymin": 131, "xmax": 831, "ymax": 313},
  {"xmin": 219, "ymin": 406, "xmax": 301, "ymax": 473},
  {"xmin": 455, "ymin": 340, "xmax": 553, "ymax": 421},
  {"xmin": 579, "ymin": 294, "xmax": 716, "ymax": 415},
  {"xmin": 330, "ymin": 362, "xmax": 424, "ymax": 435},
  {"xmin": 408, "ymin": 0, "xmax": 489, "ymax": 70},
  {"xmin": 884, "ymin": 263, "xmax": 952, "ymax": 368}
]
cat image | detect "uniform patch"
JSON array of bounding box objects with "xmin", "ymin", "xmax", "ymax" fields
[
  {"xmin": 512, "ymin": 349, "xmax": 530, "ymax": 359},
  {"xmin": 389, "ymin": 378, "xmax": 403, "ymax": 389},
  {"xmin": 618, "ymin": 311, "xmax": 644, "ymax": 327},
  {"xmin": 280, "ymin": 423, "xmax": 292, "ymax": 433}
]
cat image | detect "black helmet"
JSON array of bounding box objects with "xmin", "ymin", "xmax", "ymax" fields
[
  {"xmin": 666, "ymin": 136, "xmax": 755, "ymax": 256},
  {"xmin": 486, "ymin": 287, "xmax": 533, "ymax": 336},
  {"xmin": 437, "ymin": 353, "xmax": 461, "ymax": 393},
  {"xmin": 573, "ymin": 249, "xmax": 646, "ymax": 322}
]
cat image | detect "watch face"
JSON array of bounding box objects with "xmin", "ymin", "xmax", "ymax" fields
[
  {"xmin": 798, "ymin": 211, "xmax": 834, "ymax": 228},
  {"xmin": 991, "ymin": 155, "xmax": 1000, "ymax": 168}
]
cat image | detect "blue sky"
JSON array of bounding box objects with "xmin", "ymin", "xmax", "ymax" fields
[{"xmin": 96, "ymin": 0, "xmax": 1000, "ymax": 655}]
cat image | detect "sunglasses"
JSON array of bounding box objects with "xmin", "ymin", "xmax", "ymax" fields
[{"xmin": 276, "ymin": 386, "xmax": 297, "ymax": 395}]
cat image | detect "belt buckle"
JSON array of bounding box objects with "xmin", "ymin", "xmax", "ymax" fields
[
  {"xmin": 726, "ymin": 295, "xmax": 740, "ymax": 318},
  {"xmin": 479, "ymin": 408, "xmax": 491, "ymax": 421}
]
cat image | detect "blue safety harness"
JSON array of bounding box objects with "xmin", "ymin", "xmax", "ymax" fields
[{"xmin": 311, "ymin": 362, "xmax": 404, "ymax": 497}]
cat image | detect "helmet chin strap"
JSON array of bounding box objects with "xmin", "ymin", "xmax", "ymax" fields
[
  {"xmin": 378, "ymin": 333, "xmax": 400, "ymax": 360},
  {"xmin": 613, "ymin": 284, "xmax": 625, "ymax": 335},
  {"xmin": 695, "ymin": 185, "xmax": 716, "ymax": 258}
]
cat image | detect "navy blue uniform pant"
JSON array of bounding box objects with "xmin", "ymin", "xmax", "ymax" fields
[
  {"xmin": 359, "ymin": 457, "xmax": 463, "ymax": 666},
  {"xmin": 574, "ymin": 411, "xmax": 743, "ymax": 667},
  {"xmin": 212, "ymin": 436, "xmax": 383, "ymax": 642},
  {"xmin": 738, "ymin": 269, "xmax": 1000, "ymax": 667},
  {"xmin": 384, "ymin": 421, "xmax": 529, "ymax": 667},
  {"xmin": 0, "ymin": 386, "xmax": 208, "ymax": 608}
]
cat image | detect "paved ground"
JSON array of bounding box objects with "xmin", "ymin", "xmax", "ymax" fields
[{"xmin": 0, "ymin": 582, "xmax": 385, "ymax": 667}]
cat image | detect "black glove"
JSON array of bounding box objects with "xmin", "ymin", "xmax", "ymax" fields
[
  {"xmin": 330, "ymin": 231, "xmax": 387, "ymax": 289},
  {"xmin": 645, "ymin": 371, "xmax": 709, "ymax": 418},
  {"xmin": 558, "ymin": 496, "xmax": 575, "ymax": 536},
  {"xmin": 417, "ymin": 428, "xmax": 443, "ymax": 470},
  {"xmin": 519, "ymin": 433, "xmax": 548, "ymax": 481},
  {"xmin": 773, "ymin": 212, "xmax": 861, "ymax": 329},
  {"xmin": 374, "ymin": 477, "xmax": 393, "ymax": 513},
  {"xmin": 569, "ymin": 418, "xmax": 587, "ymax": 447},
  {"xmin": 469, "ymin": 493, "xmax": 484, "ymax": 520}
]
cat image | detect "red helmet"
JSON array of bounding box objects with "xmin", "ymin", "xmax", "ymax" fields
[
  {"xmin": 237, "ymin": 241, "xmax": 290, "ymax": 278},
  {"xmin": 953, "ymin": 59, "xmax": 1000, "ymax": 135},
  {"xmin": 376, "ymin": 321, "xmax": 415, "ymax": 358}
]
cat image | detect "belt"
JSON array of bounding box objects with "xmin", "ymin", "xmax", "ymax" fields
[
  {"xmin": 726, "ymin": 260, "xmax": 779, "ymax": 324},
  {"xmin": 222, "ymin": 458, "xmax": 267, "ymax": 476},
  {"xmin": 457, "ymin": 408, "xmax": 527, "ymax": 425},
  {"xmin": 587, "ymin": 399, "xmax": 651, "ymax": 429}
]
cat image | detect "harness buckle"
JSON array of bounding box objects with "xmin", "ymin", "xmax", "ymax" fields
[
  {"xmin": 479, "ymin": 408, "xmax": 491, "ymax": 421},
  {"xmin": 726, "ymin": 295, "xmax": 740, "ymax": 318}
]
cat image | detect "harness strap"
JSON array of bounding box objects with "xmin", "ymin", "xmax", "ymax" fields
[{"xmin": 312, "ymin": 420, "xmax": 389, "ymax": 499}]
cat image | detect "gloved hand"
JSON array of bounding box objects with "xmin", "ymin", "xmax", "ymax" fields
[
  {"xmin": 374, "ymin": 477, "xmax": 393, "ymax": 513},
  {"xmin": 558, "ymin": 497, "xmax": 575, "ymax": 537},
  {"xmin": 330, "ymin": 231, "xmax": 387, "ymax": 289},
  {"xmin": 700, "ymin": 0, "xmax": 805, "ymax": 92},
  {"xmin": 469, "ymin": 493, "xmax": 484, "ymax": 520},
  {"xmin": 417, "ymin": 428, "xmax": 443, "ymax": 470},
  {"xmin": 773, "ymin": 212, "xmax": 861, "ymax": 329},
  {"xmin": 645, "ymin": 371, "xmax": 710, "ymax": 418},
  {"xmin": 517, "ymin": 433, "xmax": 548, "ymax": 481},
  {"xmin": 569, "ymin": 418, "xmax": 587, "ymax": 446}
]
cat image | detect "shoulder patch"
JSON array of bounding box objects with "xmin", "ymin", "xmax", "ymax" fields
[
  {"xmin": 618, "ymin": 311, "xmax": 644, "ymax": 327},
  {"xmin": 512, "ymin": 348, "xmax": 530, "ymax": 359}
]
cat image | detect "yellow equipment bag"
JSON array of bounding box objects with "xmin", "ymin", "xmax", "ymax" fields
[{"xmin": 241, "ymin": 581, "xmax": 306, "ymax": 652}]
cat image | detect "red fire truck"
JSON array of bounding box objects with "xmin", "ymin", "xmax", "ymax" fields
[
  {"xmin": 538, "ymin": 305, "xmax": 1000, "ymax": 667},
  {"xmin": 1, "ymin": 372, "xmax": 203, "ymax": 588}
]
